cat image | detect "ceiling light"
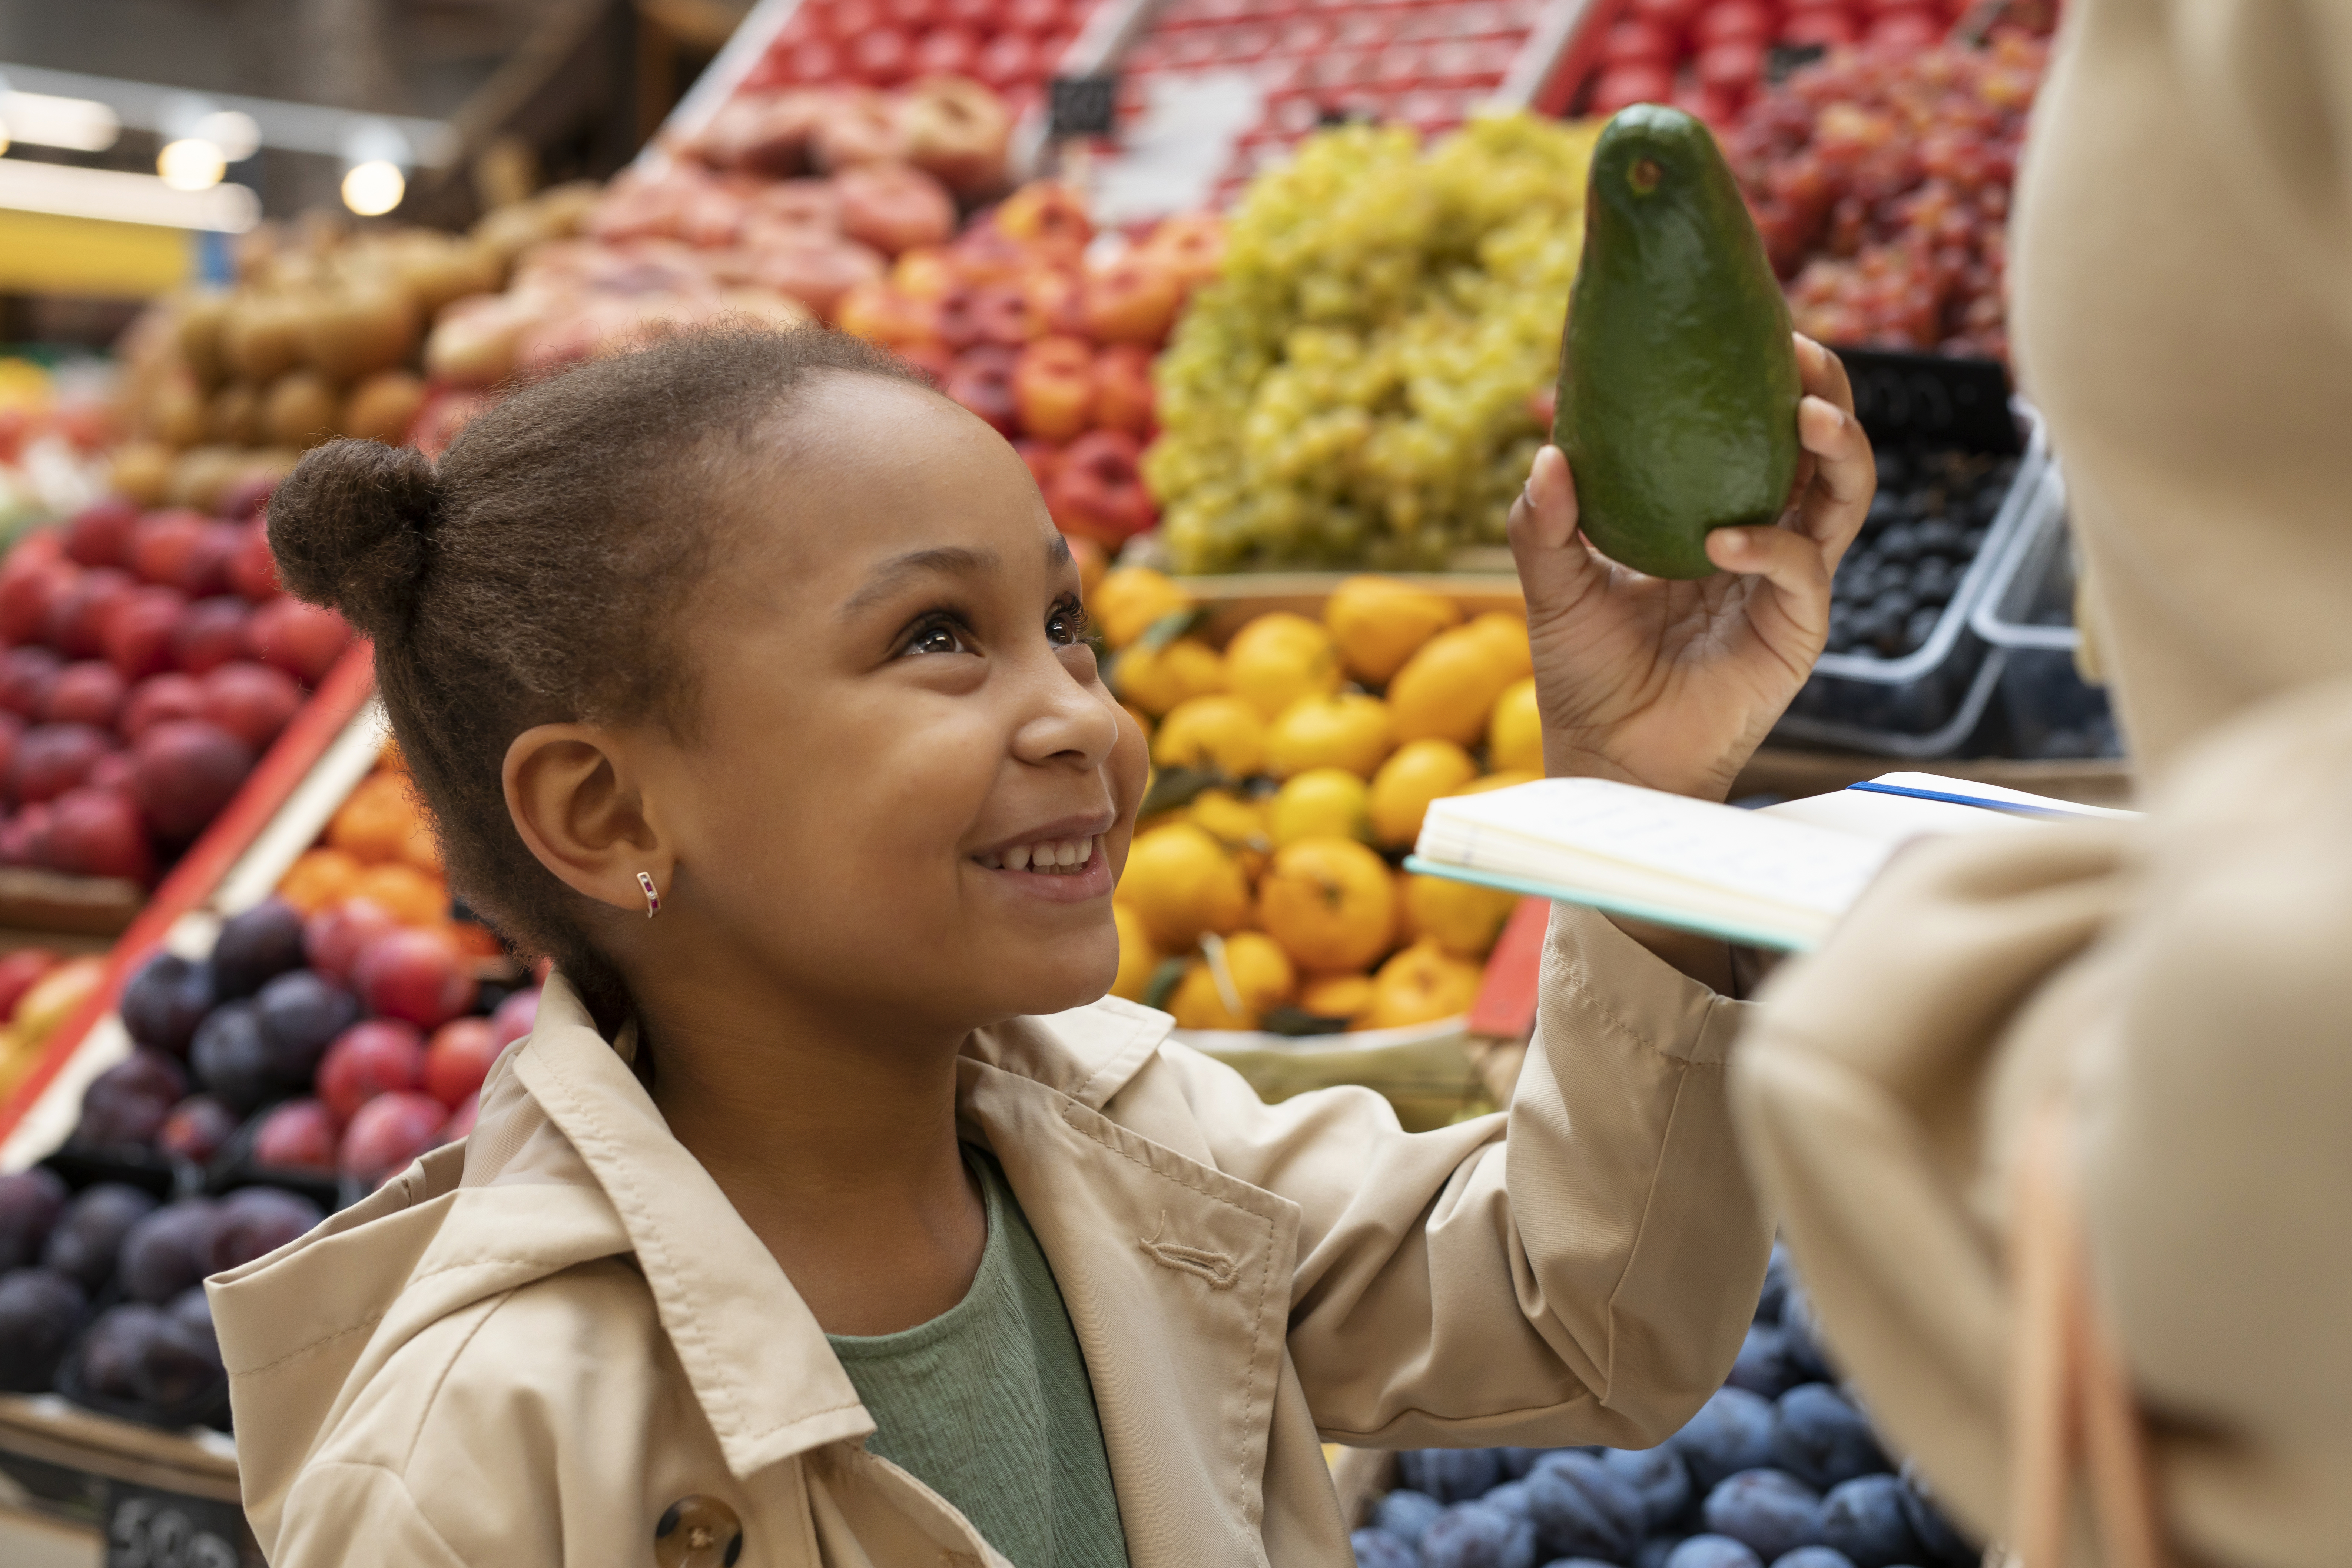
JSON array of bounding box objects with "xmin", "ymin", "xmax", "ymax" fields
[
  {"xmin": 340, "ymin": 159, "xmax": 404, "ymax": 216},
  {"xmin": 157, "ymin": 137, "xmax": 226, "ymax": 191},
  {"xmin": 0, "ymin": 90, "xmax": 120, "ymax": 152},
  {"xmin": 192, "ymin": 109, "xmax": 260, "ymax": 163},
  {"xmin": 0, "ymin": 158, "xmax": 256, "ymax": 231}
]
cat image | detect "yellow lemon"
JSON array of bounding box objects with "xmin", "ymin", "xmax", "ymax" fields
[
  {"xmin": 1364, "ymin": 939, "xmax": 1484, "ymax": 1029},
  {"xmin": 1469, "ymin": 610, "xmax": 1535, "ymax": 679},
  {"xmin": 1369, "ymin": 738, "xmax": 1480, "ymax": 848},
  {"xmin": 1322, "ymin": 576, "xmax": 1462, "ymax": 685},
  {"xmin": 1152, "ymin": 695, "xmax": 1266, "ymax": 778},
  {"xmin": 1118, "ymin": 823, "xmax": 1250, "ymax": 949},
  {"xmin": 1404, "ymin": 874, "xmax": 1520, "ymax": 959},
  {"xmin": 1111, "ymin": 902, "xmax": 1160, "ymax": 1002},
  {"xmin": 1447, "ymin": 768, "xmax": 1543, "ymax": 798},
  {"xmin": 1487, "ymin": 677, "xmax": 1544, "ymax": 774},
  {"xmin": 1188, "ymin": 788, "xmax": 1271, "ymax": 879},
  {"xmin": 1224, "ymin": 611, "xmax": 1343, "ymax": 719},
  {"xmin": 1264, "ymin": 692, "xmax": 1393, "ymax": 779},
  {"xmin": 1094, "ymin": 567, "xmax": 1193, "ymax": 649},
  {"xmin": 1256, "ymin": 837, "xmax": 1397, "ymax": 972},
  {"xmin": 1299, "ymin": 972, "xmax": 1376, "ymax": 1022},
  {"xmin": 1270, "ymin": 768, "xmax": 1373, "ymax": 847},
  {"xmin": 1388, "ymin": 624, "xmax": 1529, "ymax": 747},
  {"xmin": 1167, "ymin": 931, "xmax": 1297, "ymax": 1029},
  {"xmin": 1114, "ymin": 637, "xmax": 1225, "ymax": 716}
]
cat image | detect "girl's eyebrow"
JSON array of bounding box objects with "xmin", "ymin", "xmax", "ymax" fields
[{"xmin": 838, "ymin": 546, "xmax": 1001, "ymax": 619}]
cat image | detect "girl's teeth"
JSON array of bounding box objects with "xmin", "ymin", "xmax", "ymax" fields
[
  {"xmin": 983, "ymin": 835, "xmax": 1101, "ymax": 874},
  {"xmin": 1006, "ymin": 844, "xmax": 1032, "ymax": 872}
]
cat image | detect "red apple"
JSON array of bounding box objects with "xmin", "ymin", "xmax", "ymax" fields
[
  {"xmin": 1589, "ymin": 61, "xmax": 1676, "ymax": 113},
  {"xmin": 0, "ymin": 648, "xmax": 62, "ymax": 719},
  {"xmin": 130, "ymin": 718, "xmax": 253, "ymax": 839},
  {"xmin": 0, "ymin": 804, "xmax": 53, "ymax": 867},
  {"xmin": 0, "ymin": 948, "xmax": 56, "ymax": 1020},
  {"xmin": 64, "ymin": 499, "xmax": 139, "ymax": 569},
  {"xmin": 442, "ymin": 1090, "xmax": 481, "ymax": 1141},
  {"xmin": 243, "ymin": 598, "xmax": 351, "ymax": 686},
  {"xmin": 12, "ymin": 723, "xmax": 111, "ymax": 804},
  {"xmin": 0, "ymin": 559, "xmax": 79, "ymax": 645},
  {"xmin": 171, "ymin": 596, "xmax": 250, "ymax": 675},
  {"xmin": 227, "ymin": 522, "xmax": 280, "ymax": 602},
  {"xmin": 1866, "ymin": 5, "xmax": 1943, "ymax": 44},
  {"xmin": 253, "ymin": 1098, "xmax": 339, "ymax": 1170},
  {"xmin": 1094, "ymin": 344, "xmax": 1155, "ymax": 435},
  {"xmin": 1006, "ymin": 0, "xmax": 1066, "ymax": 32},
  {"xmin": 1602, "ymin": 17, "xmax": 1681, "ymax": 61},
  {"xmin": 910, "ymin": 26, "xmax": 981, "ymax": 77},
  {"xmin": 304, "ymin": 897, "xmax": 402, "ymax": 985},
  {"xmin": 973, "ymin": 31, "xmax": 1038, "ymax": 90},
  {"xmin": 127, "ymin": 510, "xmax": 210, "ymax": 589},
  {"xmin": 1014, "ymin": 438, "xmax": 1063, "ymax": 493},
  {"xmin": 945, "ymin": 347, "xmax": 1021, "ymax": 437},
  {"xmin": 1697, "ymin": 38, "xmax": 1767, "ymax": 88},
  {"xmin": 42, "ymin": 786, "xmax": 153, "ymax": 882},
  {"xmin": 121, "ymin": 673, "xmax": 206, "ymax": 742},
  {"xmin": 423, "ymin": 1016, "xmax": 504, "ymax": 1107},
  {"xmin": 87, "ymin": 750, "xmax": 135, "ymax": 793},
  {"xmin": 835, "ymin": 162, "xmax": 957, "ymax": 258},
  {"xmin": 217, "ymin": 474, "xmax": 279, "ymax": 522},
  {"xmin": 45, "ymin": 567, "xmax": 134, "ymax": 660},
  {"xmin": 317, "ymin": 1018, "xmax": 427, "ymax": 1123},
  {"xmin": 354, "ymin": 927, "xmax": 478, "ymax": 1029},
  {"xmin": 1693, "ymin": 0, "xmax": 1777, "ymax": 43},
  {"xmin": 1779, "ymin": 6, "xmax": 1858, "ymax": 41},
  {"xmin": 44, "ymin": 662, "xmax": 125, "ymax": 730},
  {"xmin": 339, "ymin": 1091, "xmax": 448, "ymax": 1182},
  {"xmin": 1046, "ymin": 428, "xmax": 1154, "ymax": 545},
  {"xmin": 1013, "ymin": 336, "xmax": 1097, "ymax": 441},
  {"xmin": 172, "ymin": 524, "xmax": 244, "ymax": 599},
  {"xmin": 198, "ymin": 661, "xmax": 302, "ymax": 751},
  {"xmin": 848, "ymin": 27, "xmax": 913, "ymax": 84},
  {"xmin": 752, "ymin": 235, "xmax": 889, "ymax": 319},
  {"xmin": 104, "ymin": 585, "xmax": 192, "ymax": 682},
  {"xmin": 487, "ymin": 986, "xmax": 541, "ymax": 1050},
  {"xmin": 883, "ymin": 0, "xmax": 938, "ymax": 25}
]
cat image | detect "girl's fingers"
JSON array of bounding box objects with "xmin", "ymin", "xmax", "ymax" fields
[
  {"xmin": 1508, "ymin": 445, "xmax": 1610, "ymax": 613},
  {"xmin": 1795, "ymin": 333, "xmax": 1857, "ymax": 417},
  {"xmin": 1794, "ymin": 392, "xmax": 1874, "ymax": 567},
  {"xmin": 1706, "ymin": 521, "xmax": 1832, "ymax": 636}
]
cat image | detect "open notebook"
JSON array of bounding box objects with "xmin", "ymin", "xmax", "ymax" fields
[{"xmin": 1406, "ymin": 772, "xmax": 2137, "ymax": 951}]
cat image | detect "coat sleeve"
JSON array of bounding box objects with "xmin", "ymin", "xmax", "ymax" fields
[
  {"xmin": 1145, "ymin": 902, "xmax": 1771, "ymax": 1449},
  {"xmin": 272, "ymin": 1461, "xmax": 478, "ymax": 1568}
]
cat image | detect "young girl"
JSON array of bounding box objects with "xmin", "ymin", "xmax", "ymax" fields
[{"xmin": 209, "ymin": 325, "xmax": 1870, "ymax": 1568}]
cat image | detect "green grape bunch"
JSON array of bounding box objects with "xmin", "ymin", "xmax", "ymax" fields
[{"xmin": 1146, "ymin": 113, "xmax": 1602, "ymax": 574}]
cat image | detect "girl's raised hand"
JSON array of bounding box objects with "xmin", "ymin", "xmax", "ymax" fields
[{"xmin": 1507, "ymin": 335, "xmax": 1874, "ymax": 802}]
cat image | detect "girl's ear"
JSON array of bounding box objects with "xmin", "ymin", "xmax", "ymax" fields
[{"xmin": 503, "ymin": 723, "xmax": 670, "ymax": 914}]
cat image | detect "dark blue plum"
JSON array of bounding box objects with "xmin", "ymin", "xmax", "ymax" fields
[
  {"xmin": 1726, "ymin": 1324, "xmax": 1797, "ymax": 1399},
  {"xmin": 72, "ymin": 1048, "xmax": 188, "ymax": 1148},
  {"xmin": 1817, "ymin": 1477, "xmax": 1923, "ymax": 1568},
  {"xmin": 191, "ymin": 1001, "xmax": 273, "ymax": 1112},
  {"xmin": 0, "ymin": 1168, "xmax": 67, "ymax": 1272},
  {"xmin": 119, "ymin": 954, "xmax": 215, "ymax": 1057},
  {"xmin": 1895, "ymin": 1471, "xmax": 1977, "ymax": 1568},
  {"xmin": 1770, "ymin": 1385, "xmax": 1887, "ymax": 1490},
  {"xmin": 1527, "ymin": 1452, "xmax": 1645, "ymax": 1564},
  {"xmin": 1352, "ymin": 1527, "xmax": 1417, "ymax": 1568},
  {"xmin": 1484, "ymin": 1481, "xmax": 1532, "ymax": 1518},
  {"xmin": 0, "ymin": 1267, "xmax": 86, "ymax": 1390},
  {"xmin": 1375, "ymin": 1488, "xmax": 1444, "ymax": 1547},
  {"xmin": 1754, "ymin": 1244, "xmax": 1792, "ymax": 1326},
  {"xmin": 1422, "ymin": 1501, "xmax": 1535, "ymax": 1568},
  {"xmin": 1666, "ymin": 1388, "xmax": 1777, "ymax": 1491},
  {"xmin": 42, "ymin": 1183, "xmax": 158, "ymax": 1292},
  {"xmin": 1403, "ymin": 1449, "xmax": 1507, "ymax": 1505},
  {"xmin": 206, "ymin": 1186, "xmax": 324, "ymax": 1273},
  {"xmin": 1600, "ymin": 1447, "xmax": 1693, "ymax": 1532},
  {"xmin": 253, "ymin": 970, "xmax": 362, "ymax": 1086},
  {"xmin": 1701, "ymin": 1472, "xmax": 1822, "ymax": 1563},
  {"xmin": 209, "ymin": 897, "xmax": 306, "ymax": 999},
  {"xmin": 166, "ymin": 1284, "xmax": 215, "ymax": 1342},
  {"xmin": 1633, "ymin": 1540, "xmax": 1687, "ymax": 1568},
  {"xmin": 1665, "ymin": 1536, "xmax": 1764, "ymax": 1568},
  {"xmin": 116, "ymin": 1198, "xmax": 222, "ymax": 1305},
  {"xmin": 73, "ymin": 1301, "xmax": 222, "ymax": 1408},
  {"xmin": 1777, "ymin": 1285, "xmax": 1837, "ymax": 1384},
  {"xmin": 1768, "ymin": 1551, "xmax": 1855, "ymax": 1568}
]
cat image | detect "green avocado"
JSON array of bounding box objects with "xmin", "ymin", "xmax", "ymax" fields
[{"xmin": 1552, "ymin": 105, "xmax": 1802, "ymax": 580}]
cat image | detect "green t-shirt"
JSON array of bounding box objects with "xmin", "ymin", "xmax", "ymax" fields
[{"xmin": 825, "ymin": 1148, "xmax": 1130, "ymax": 1568}]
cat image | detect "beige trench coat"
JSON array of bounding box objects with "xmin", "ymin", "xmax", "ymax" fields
[{"xmin": 209, "ymin": 904, "xmax": 1768, "ymax": 1567}]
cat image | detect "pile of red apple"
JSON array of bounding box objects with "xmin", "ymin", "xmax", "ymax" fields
[
  {"xmin": 0, "ymin": 493, "xmax": 350, "ymax": 886},
  {"xmin": 743, "ymin": 0, "xmax": 1101, "ymax": 116},
  {"xmin": 1727, "ymin": 34, "xmax": 2046, "ymax": 358},
  {"xmin": 838, "ymin": 182, "xmax": 1225, "ymax": 547},
  {"xmin": 82, "ymin": 892, "xmax": 540, "ymax": 1189},
  {"xmin": 1579, "ymin": 0, "xmax": 1973, "ymax": 123}
]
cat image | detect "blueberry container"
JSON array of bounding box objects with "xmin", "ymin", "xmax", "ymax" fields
[
  {"xmin": 1968, "ymin": 465, "xmax": 2126, "ymax": 761},
  {"xmin": 1768, "ymin": 400, "xmax": 2049, "ymax": 758}
]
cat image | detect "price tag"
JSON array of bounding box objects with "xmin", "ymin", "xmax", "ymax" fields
[
  {"xmin": 105, "ymin": 1486, "xmax": 253, "ymax": 1568},
  {"xmin": 1834, "ymin": 346, "xmax": 2021, "ymax": 454},
  {"xmin": 1047, "ymin": 76, "xmax": 1118, "ymax": 140}
]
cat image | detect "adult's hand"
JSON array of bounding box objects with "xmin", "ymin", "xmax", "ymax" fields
[{"xmin": 1508, "ymin": 335, "xmax": 1874, "ymax": 802}]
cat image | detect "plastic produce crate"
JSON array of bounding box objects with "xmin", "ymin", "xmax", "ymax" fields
[{"xmin": 1967, "ymin": 465, "xmax": 2123, "ymax": 760}]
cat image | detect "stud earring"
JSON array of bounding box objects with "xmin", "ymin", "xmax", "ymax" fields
[{"xmin": 638, "ymin": 872, "xmax": 661, "ymax": 919}]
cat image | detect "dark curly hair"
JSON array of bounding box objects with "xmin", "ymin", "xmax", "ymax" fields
[{"xmin": 266, "ymin": 326, "xmax": 933, "ymax": 1027}]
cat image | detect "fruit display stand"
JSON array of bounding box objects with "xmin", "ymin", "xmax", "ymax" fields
[{"xmin": 0, "ymin": 1393, "xmax": 249, "ymax": 1567}]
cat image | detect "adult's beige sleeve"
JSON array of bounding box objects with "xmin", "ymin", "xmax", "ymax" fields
[{"xmin": 1159, "ymin": 903, "xmax": 1770, "ymax": 1450}]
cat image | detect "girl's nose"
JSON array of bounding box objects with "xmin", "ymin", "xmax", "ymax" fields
[{"xmin": 1011, "ymin": 650, "xmax": 1121, "ymax": 768}]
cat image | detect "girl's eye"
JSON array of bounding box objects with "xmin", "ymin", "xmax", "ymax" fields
[
  {"xmin": 1046, "ymin": 597, "xmax": 1091, "ymax": 647},
  {"xmin": 902, "ymin": 618, "xmax": 969, "ymax": 657}
]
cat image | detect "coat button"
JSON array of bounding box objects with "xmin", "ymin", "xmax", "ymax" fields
[{"xmin": 654, "ymin": 1495, "xmax": 743, "ymax": 1568}]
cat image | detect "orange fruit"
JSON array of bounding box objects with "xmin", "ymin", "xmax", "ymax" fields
[
  {"xmin": 1167, "ymin": 931, "xmax": 1296, "ymax": 1030},
  {"xmin": 451, "ymin": 921, "xmax": 507, "ymax": 959},
  {"xmin": 1448, "ymin": 769, "xmax": 1543, "ymax": 798},
  {"xmin": 1224, "ymin": 612, "xmax": 1342, "ymax": 719},
  {"xmin": 1114, "ymin": 637, "xmax": 1225, "ymax": 717},
  {"xmin": 352, "ymin": 862, "xmax": 449, "ymax": 926},
  {"xmin": 1187, "ymin": 789, "xmax": 1271, "ymax": 880},
  {"xmin": 1152, "ymin": 695, "xmax": 1267, "ymax": 778},
  {"xmin": 1404, "ymin": 874, "xmax": 1519, "ymax": 959},
  {"xmin": 328, "ymin": 773, "xmax": 426, "ymax": 865},
  {"xmin": 1264, "ymin": 692, "xmax": 1393, "ymax": 779},
  {"xmin": 1369, "ymin": 738, "xmax": 1480, "ymax": 848},
  {"xmin": 1387, "ymin": 624, "xmax": 1529, "ymax": 747},
  {"xmin": 1321, "ymin": 576, "xmax": 1462, "ymax": 685},
  {"xmin": 1364, "ymin": 939, "xmax": 1484, "ymax": 1029},
  {"xmin": 1487, "ymin": 677, "xmax": 1544, "ymax": 774},
  {"xmin": 1118, "ymin": 823, "xmax": 1251, "ymax": 949},
  {"xmin": 1256, "ymin": 837, "xmax": 1396, "ymax": 972},
  {"xmin": 1094, "ymin": 567, "xmax": 1192, "ymax": 649},
  {"xmin": 278, "ymin": 847, "xmax": 363, "ymax": 914},
  {"xmin": 1269, "ymin": 768, "xmax": 1372, "ymax": 847},
  {"xmin": 1299, "ymin": 972, "xmax": 1376, "ymax": 1022},
  {"xmin": 1111, "ymin": 902, "xmax": 1160, "ymax": 1002}
]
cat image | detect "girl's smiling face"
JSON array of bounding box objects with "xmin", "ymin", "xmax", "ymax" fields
[{"xmin": 624, "ymin": 373, "xmax": 1150, "ymax": 1034}]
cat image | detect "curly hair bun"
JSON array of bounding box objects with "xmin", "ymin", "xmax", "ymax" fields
[{"xmin": 265, "ymin": 438, "xmax": 437, "ymax": 643}]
